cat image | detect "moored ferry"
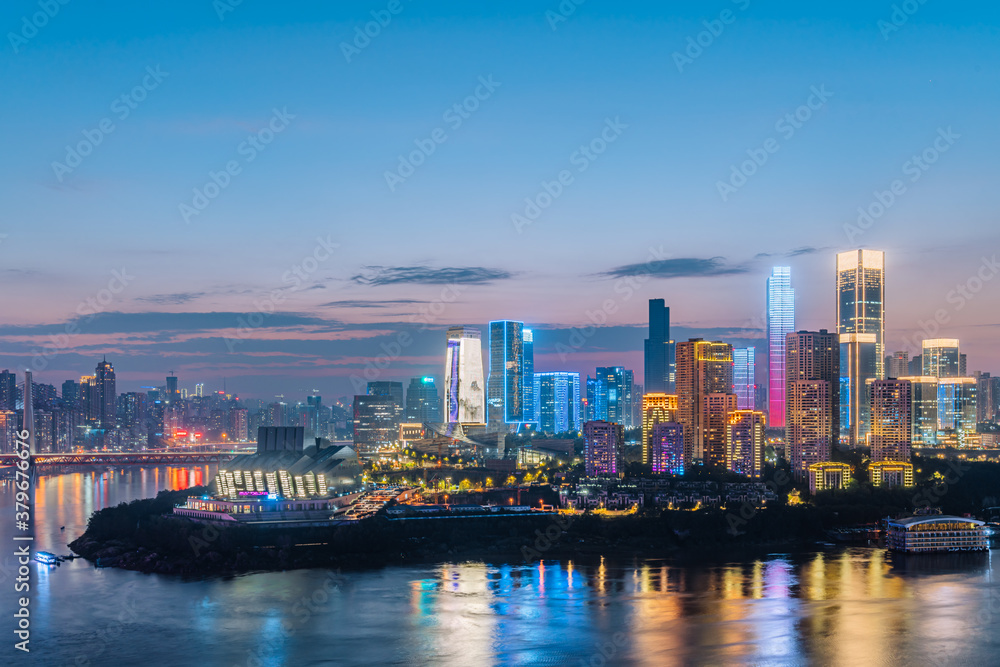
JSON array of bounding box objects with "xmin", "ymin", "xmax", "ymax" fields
[{"xmin": 886, "ymin": 515, "xmax": 988, "ymax": 553}]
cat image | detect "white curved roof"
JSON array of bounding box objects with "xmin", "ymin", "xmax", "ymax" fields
[{"xmin": 888, "ymin": 515, "xmax": 985, "ymax": 528}]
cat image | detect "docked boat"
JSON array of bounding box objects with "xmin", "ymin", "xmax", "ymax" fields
[
  {"xmin": 886, "ymin": 515, "xmax": 988, "ymax": 553},
  {"xmin": 34, "ymin": 551, "xmax": 60, "ymax": 565}
]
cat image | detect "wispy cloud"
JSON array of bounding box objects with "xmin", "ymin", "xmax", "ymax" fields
[
  {"xmin": 321, "ymin": 299, "xmax": 423, "ymax": 309},
  {"xmin": 599, "ymin": 257, "xmax": 749, "ymax": 280},
  {"xmin": 136, "ymin": 292, "xmax": 208, "ymax": 305},
  {"xmin": 351, "ymin": 265, "xmax": 515, "ymax": 286},
  {"xmin": 755, "ymin": 246, "xmax": 829, "ymax": 259}
]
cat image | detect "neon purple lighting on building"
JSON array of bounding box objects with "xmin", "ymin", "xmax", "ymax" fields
[{"xmin": 447, "ymin": 339, "xmax": 461, "ymax": 422}]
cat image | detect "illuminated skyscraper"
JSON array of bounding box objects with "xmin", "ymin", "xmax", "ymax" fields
[
  {"xmin": 405, "ymin": 377, "xmax": 442, "ymax": 423},
  {"xmin": 353, "ymin": 395, "xmax": 397, "ymax": 455},
  {"xmin": 727, "ymin": 410, "xmax": 766, "ymax": 478},
  {"xmin": 937, "ymin": 378, "xmax": 977, "ymax": 446},
  {"xmin": 94, "ymin": 358, "xmax": 117, "ymax": 430},
  {"xmin": 886, "ymin": 351, "xmax": 909, "ymax": 379},
  {"xmin": 445, "ymin": 326, "xmax": 486, "ymax": 424},
  {"xmin": 767, "ymin": 267, "xmax": 795, "ymax": 428},
  {"xmin": 676, "ymin": 340, "xmax": 735, "ymax": 467},
  {"xmin": 488, "ymin": 320, "xmax": 525, "ymax": 424},
  {"xmin": 23, "ymin": 370, "xmax": 35, "ymax": 455},
  {"xmin": 641, "ymin": 392, "xmax": 678, "ymax": 465},
  {"xmin": 533, "ymin": 371, "xmax": 581, "ymax": 434},
  {"xmin": 786, "ymin": 330, "xmax": 839, "ymax": 479},
  {"xmin": 650, "ymin": 422, "xmax": 684, "ymax": 475},
  {"xmin": 522, "ymin": 329, "xmax": 535, "ymax": 425},
  {"xmin": 870, "ymin": 379, "xmax": 912, "ymax": 463},
  {"xmin": 644, "ymin": 299, "xmax": 675, "ymax": 393},
  {"xmin": 837, "ymin": 249, "xmax": 886, "ymax": 378},
  {"xmin": 901, "ymin": 375, "xmax": 940, "ymax": 446},
  {"xmin": 733, "ymin": 347, "xmax": 756, "ymax": 410},
  {"xmin": 0, "ymin": 370, "xmax": 16, "ymax": 411},
  {"xmin": 840, "ymin": 333, "xmax": 878, "ymax": 446},
  {"xmin": 596, "ymin": 366, "xmax": 636, "ymax": 428},
  {"xmin": 584, "ymin": 420, "xmax": 623, "ymax": 477},
  {"xmin": 922, "ymin": 339, "xmax": 961, "ymax": 378},
  {"xmin": 585, "ymin": 376, "xmax": 607, "ymax": 421}
]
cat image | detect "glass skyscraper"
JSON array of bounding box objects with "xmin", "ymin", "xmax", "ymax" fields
[
  {"xmin": 488, "ymin": 320, "xmax": 533, "ymax": 424},
  {"xmin": 595, "ymin": 366, "xmax": 635, "ymax": 428},
  {"xmin": 522, "ymin": 329, "xmax": 535, "ymax": 425},
  {"xmin": 767, "ymin": 267, "xmax": 795, "ymax": 428},
  {"xmin": 444, "ymin": 326, "xmax": 485, "ymax": 424},
  {"xmin": 644, "ymin": 299, "xmax": 675, "ymax": 393},
  {"xmin": 837, "ymin": 249, "xmax": 886, "ymax": 378},
  {"xmin": 533, "ymin": 371, "xmax": 582, "ymax": 434},
  {"xmin": 733, "ymin": 347, "xmax": 756, "ymax": 410},
  {"xmin": 922, "ymin": 338, "xmax": 961, "ymax": 378},
  {"xmin": 586, "ymin": 376, "xmax": 608, "ymax": 422}
]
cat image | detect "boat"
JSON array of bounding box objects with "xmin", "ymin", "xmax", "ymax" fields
[{"xmin": 35, "ymin": 551, "xmax": 60, "ymax": 565}]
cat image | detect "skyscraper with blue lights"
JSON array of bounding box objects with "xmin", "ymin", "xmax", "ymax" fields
[
  {"xmin": 733, "ymin": 347, "xmax": 756, "ymax": 410},
  {"xmin": 767, "ymin": 267, "xmax": 795, "ymax": 428}
]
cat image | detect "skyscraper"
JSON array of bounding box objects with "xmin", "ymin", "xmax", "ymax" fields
[
  {"xmin": 533, "ymin": 371, "xmax": 582, "ymax": 434},
  {"xmin": 840, "ymin": 333, "xmax": 878, "ymax": 446},
  {"xmin": 166, "ymin": 373, "xmax": 179, "ymax": 403},
  {"xmin": 837, "ymin": 249, "xmax": 886, "ymax": 378},
  {"xmin": 584, "ymin": 420, "xmax": 623, "ymax": 477},
  {"xmin": 595, "ymin": 367, "xmax": 635, "ymax": 428},
  {"xmin": 522, "ymin": 329, "xmax": 535, "ymax": 425},
  {"xmin": 644, "ymin": 299, "xmax": 675, "ymax": 393},
  {"xmin": 975, "ymin": 372, "xmax": 996, "ymax": 424},
  {"xmin": 901, "ymin": 375, "xmax": 939, "ymax": 446},
  {"xmin": 886, "ymin": 351, "xmax": 909, "ymax": 379},
  {"xmin": 368, "ymin": 381, "xmax": 404, "ymax": 429},
  {"xmin": 733, "ymin": 347, "xmax": 756, "ymax": 410},
  {"xmin": 922, "ymin": 338, "xmax": 961, "ymax": 378},
  {"xmin": 0, "ymin": 370, "xmax": 16, "ymax": 411},
  {"xmin": 786, "ymin": 330, "xmax": 840, "ymax": 479},
  {"xmin": 767, "ymin": 267, "xmax": 795, "ymax": 428},
  {"xmin": 727, "ymin": 410, "xmax": 766, "ymax": 478},
  {"xmin": 676, "ymin": 339, "xmax": 735, "ymax": 467},
  {"xmin": 95, "ymin": 358, "xmax": 117, "ymax": 430},
  {"xmin": 488, "ymin": 320, "xmax": 525, "ymax": 424},
  {"xmin": 937, "ymin": 377, "xmax": 977, "ymax": 445},
  {"xmin": 650, "ymin": 422, "xmax": 684, "ymax": 475},
  {"xmin": 585, "ymin": 375, "xmax": 607, "ymax": 422},
  {"xmin": 444, "ymin": 326, "xmax": 486, "ymax": 424},
  {"xmin": 405, "ymin": 377, "xmax": 442, "ymax": 424},
  {"xmin": 352, "ymin": 395, "xmax": 397, "ymax": 455},
  {"xmin": 23, "ymin": 370, "xmax": 35, "ymax": 455},
  {"xmin": 641, "ymin": 392, "xmax": 678, "ymax": 465},
  {"xmin": 870, "ymin": 379, "xmax": 912, "ymax": 462}
]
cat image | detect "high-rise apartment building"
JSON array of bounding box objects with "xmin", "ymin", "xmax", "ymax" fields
[
  {"xmin": 641, "ymin": 393, "xmax": 678, "ymax": 465},
  {"xmin": 584, "ymin": 420, "xmax": 624, "ymax": 477},
  {"xmin": 886, "ymin": 351, "xmax": 909, "ymax": 379},
  {"xmin": 650, "ymin": 422, "xmax": 684, "ymax": 475},
  {"xmin": 767, "ymin": 267, "xmax": 795, "ymax": 428},
  {"xmin": 676, "ymin": 340, "xmax": 735, "ymax": 467},
  {"xmin": 595, "ymin": 367, "xmax": 635, "ymax": 428},
  {"xmin": 444, "ymin": 326, "xmax": 486, "ymax": 424},
  {"xmin": 0, "ymin": 370, "xmax": 16, "ymax": 411},
  {"xmin": 836, "ymin": 249, "xmax": 886, "ymax": 379},
  {"xmin": 786, "ymin": 330, "xmax": 840, "ymax": 479},
  {"xmin": 94, "ymin": 359, "xmax": 117, "ymax": 430},
  {"xmin": 733, "ymin": 347, "xmax": 756, "ymax": 410},
  {"xmin": 975, "ymin": 372, "xmax": 996, "ymax": 424},
  {"xmin": 533, "ymin": 372, "xmax": 582, "ymax": 434},
  {"xmin": 488, "ymin": 320, "xmax": 525, "ymax": 424},
  {"xmin": 870, "ymin": 379, "xmax": 912, "ymax": 462},
  {"xmin": 644, "ymin": 299, "xmax": 676, "ymax": 393},
  {"xmin": 367, "ymin": 381, "xmax": 404, "ymax": 429},
  {"xmin": 353, "ymin": 395, "xmax": 397, "ymax": 455},
  {"xmin": 727, "ymin": 410, "xmax": 766, "ymax": 478}
]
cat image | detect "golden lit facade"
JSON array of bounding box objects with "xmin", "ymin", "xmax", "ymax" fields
[
  {"xmin": 726, "ymin": 410, "xmax": 765, "ymax": 478},
  {"xmin": 869, "ymin": 461, "xmax": 914, "ymax": 487},
  {"xmin": 870, "ymin": 379, "xmax": 911, "ymax": 462},
  {"xmin": 808, "ymin": 461, "xmax": 851, "ymax": 494},
  {"xmin": 836, "ymin": 249, "xmax": 886, "ymax": 378},
  {"xmin": 641, "ymin": 393, "xmax": 677, "ymax": 465},
  {"xmin": 676, "ymin": 339, "xmax": 734, "ymax": 467},
  {"xmin": 887, "ymin": 515, "xmax": 988, "ymax": 552}
]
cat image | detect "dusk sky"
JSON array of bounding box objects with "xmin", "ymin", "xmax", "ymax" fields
[{"xmin": 2, "ymin": 1, "xmax": 998, "ymax": 400}]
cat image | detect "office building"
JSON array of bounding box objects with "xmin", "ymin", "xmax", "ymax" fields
[
  {"xmin": 644, "ymin": 299, "xmax": 676, "ymax": 393},
  {"xmin": 767, "ymin": 267, "xmax": 795, "ymax": 428},
  {"xmin": 727, "ymin": 410, "xmax": 766, "ymax": 478},
  {"xmin": 937, "ymin": 378, "xmax": 977, "ymax": 445},
  {"xmin": 0, "ymin": 370, "xmax": 16, "ymax": 411},
  {"xmin": 522, "ymin": 329, "xmax": 535, "ymax": 425},
  {"xmin": 533, "ymin": 372, "xmax": 582, "ymax": 434},
  {"xmin": 444, "ymin": 326, "xmax": 486, "ymax": 424},
  {"xmin": 786, "ymin": 330, "xmax": 839, "ymax": 479},
  {"xmin": 836, "ymin": 249, "xmax": 886, "ymax": 379},
  {"xmin": 585, "ymin": 376, "xmax": 607, "ymax": 422},
  {"xmin": 870, "ymin": 379, "xmax": 912, "ymax": 462},
  {"xmin": 584, "ymin": 420, "xmax": 624, "ymax": 477},
  {"xmin": 404, "ymin": 377, "xmax": 442, "ymax": 424},
  {"xmin": 902, "ymin": 376, "xmax": 940, "ymax": 446},
  {"xmin": 922, "ymin": 339, "xmax": 961, "ymax": 378},
  {"xmin": 975, "ymin": 372, "xmax": 997, "ymax": 424},
  {"xmin": 676, "ymin": 339, "xmax": 735, "ymax": 467},
  {"xmin": 166, "ymin": 374, "xmax": 179, "ymax": 403},
  {"xmin": 61, "ymin": 379, "xmax": 80, "ymax": 406},
  {"xmin": 733, "ymin": 347, "xmax": 756, "ymax": 410},
  {"xmin": 352, "ymin": 395, "xmax": 398, "ymax": 455},
  {"xmin": 886, "ymin": 351, "xmax": 909, "ymax": 379},
  {"xmin": 92, "ymin": 358, "xmax": 117, "ymax": 430},
  {"xmin": 595, "ymin": 367, "xmax": 635, "ymax": 428},
  {"xmin": 840, "ymin": 333, "xmax": 878, "ymax": 446},
  {"xmin": 367, "ymin": 381, "xmax": 404, "ymax": 429},
  {"xmin": 0, "ymin": 410, "xmax": 17, "ymax": 454},
  {"xmin": 488, "ymin": 320, "xmax": 525, "ymax": 424},
  {"xmin": 650, "ymin": 422, "xmax": 685, "ymax": 475},
  {"xmin": 641, "ymin": 393, "xmax": 678, "ymax": 465}
]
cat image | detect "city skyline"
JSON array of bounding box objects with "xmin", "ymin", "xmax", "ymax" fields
[{"xmin": 2, "ymin": 3, "xmax": 998, "ymax": 400}]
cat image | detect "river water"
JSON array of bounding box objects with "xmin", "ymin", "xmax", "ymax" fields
[{"xmin": 2, "ymin": 466, "xmax": 998, "ymax": 666}]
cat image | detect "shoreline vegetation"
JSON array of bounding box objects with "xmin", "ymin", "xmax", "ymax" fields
[{"xmin": 66, "ymin": 474, "xmax": 998, "ymax": 577}]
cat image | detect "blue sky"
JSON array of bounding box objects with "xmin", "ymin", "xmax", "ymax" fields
[{"xmin": 1, "ymin": 1, "xmax": 998, "ymax": 399}]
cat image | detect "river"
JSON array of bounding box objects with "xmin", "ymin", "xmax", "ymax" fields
[{"xmin": 2, "ymin": 466, "xmax": 998, "ymax": 666}]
